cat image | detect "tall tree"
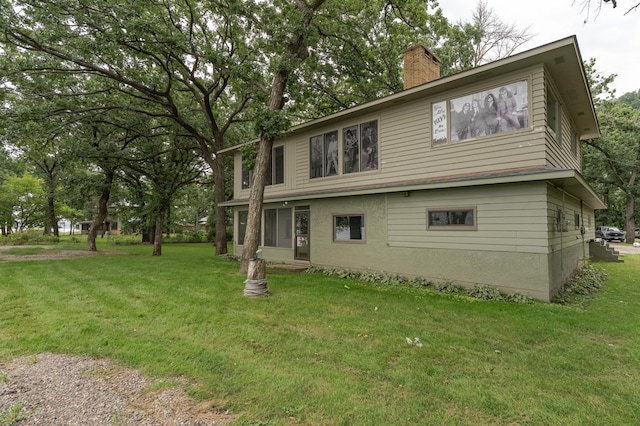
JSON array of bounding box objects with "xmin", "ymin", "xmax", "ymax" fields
[
  {"xmin": 290, "ymin": 0, "xmax": 454, "ymax": 116},
  {"xmin": 584, "ymin": 57, "xmax": 617, "ymax": 103},
  {"xmin": 238, "ymin": 0, "xmax": 462, "ymax": 276},
  {"xmin": 240, "ymin": 0, "xmax": 326, "ymax": 277},
  {"xmin": 446, "ymin": 0, "xmax": 533, "ymax": 72},
  {"xmin": 0, "ymin": 173, "xmax": 46, "ymax": 232},
  {"xmin": 0, "ymin": 0, "xmax": 262, "ymax": 255},
  {"xmin": 120, "ymin": 127, "xmax": 204, "ymax": 256},
  {"xmin": 618, "ymin": 89, "xmax": 640, "ymax": 110},
  {"xmin": 583, "ymin": 101, "xmax": 640, "ymax": 242},
  {"xmin": 577, "ymin": 0, "xmax": 640, "ymax": 18}
]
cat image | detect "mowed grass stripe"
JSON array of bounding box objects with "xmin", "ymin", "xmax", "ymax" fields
[{"xmin": 1, "ymin": 244, "xmax": 639, "ymax": 424}]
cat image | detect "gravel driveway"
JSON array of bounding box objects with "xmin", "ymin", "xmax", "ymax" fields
[{"xmin": 0, "ymin": 353, "xmax": 234, "ymax": 425}]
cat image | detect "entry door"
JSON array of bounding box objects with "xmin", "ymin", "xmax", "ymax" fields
[{"xmin": 294, "ymin": 210, "xmax": 310, "ymax": 261}]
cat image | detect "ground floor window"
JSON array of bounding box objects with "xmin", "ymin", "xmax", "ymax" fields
[
  {"xmin": 264, "ymin": 208, "xmax": 292, "ymax": 248},
  {"xmin": 238, "ymin": 210, "xmax": 248, "ymax": 244},
  {"xmin": 334, "ymin": 215, "xmax": 365, "ymax": 242},
  {"xmin": 427, "ymin": 208, "xmax": 476, "ymax": 230}
]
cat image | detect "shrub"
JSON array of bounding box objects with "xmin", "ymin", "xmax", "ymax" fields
[
  {"xmin": 305, "ymin": 264, "xmax": 324, "ymax": 274},
  {"xmin": 467, "ymin": 284, "xmax": 503, "ymax": 301},
  {"xmin": 406, "ymin": 276, "xmax": 433, "ymax": 288},
  {"xmin": 379, "ymin": 273, "xmax": 404, "ymax": 286},
  {"xmin": 504, "ymin": 292, "xmax": 531, "ymax": 304},
  {"xmin": 164, "ymin": 230, "xmax": 208, "ymax": 244},
  {"xmin": 553, "ymin": 263, "xmax": 607, "ymax": 304},
  {"xmin": 107, "ymin": 235, "xmax": 141, "ymax": 245},
  {"xmin": 303, "ymin": 266, "xmax": 535, "ymax": 304},
  {"xmin": 1, "ymin": 231, "xmax": 59, "ymax": 246},
  {"xmin": 358, "ymin": 270, "xmax": 384, "ymax": 284},
  {"xmin": 433, "ymin": 280, "xmax": 460, "ymax": 294}
]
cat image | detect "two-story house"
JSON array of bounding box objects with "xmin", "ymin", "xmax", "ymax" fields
[{"xmin": 221, "ymin": 36, "xmax": 604, "ymax": 302}]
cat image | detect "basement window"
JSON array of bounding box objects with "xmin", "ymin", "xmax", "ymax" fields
[
  {"xmin": 427, "ymin": 208, "xmax": 477, "ymax": 230},
  {"xmin": 263, "ymin": 208, "xmax": 292, "ymax": 248},
  {"xmin": 334, "ymin": 215, "xmax": 365, "ymax": 242},
  {"xmin": 237, "ymin": 210, "xmax": 248, "ymax": 244}
]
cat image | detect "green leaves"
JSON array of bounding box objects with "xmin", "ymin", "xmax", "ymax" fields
[{"xmin": 253, "ymin": 107, "xmax": 291, "ymax": 140}]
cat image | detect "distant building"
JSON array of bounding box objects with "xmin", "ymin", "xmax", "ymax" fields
[{"xmin": 76, "ymin": 219, "xmax": 120, "ymax": 235}]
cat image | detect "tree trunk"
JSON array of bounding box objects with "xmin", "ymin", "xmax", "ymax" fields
[
  {"xmin": 143, "ymin": 224, "xmax": 155, "ymax": 244},
  {"xmin": 625, "ymin": 195, "xmax": 635, "ymax": 244},
  {"xmin": 240, "ymin": 137, "xmax": 273, "ymax": 273},
  {"xmin": 244, "ymin": 259, "xmax": 268, "ymax": 297},
  {"xmin": 46, "ymin": 184, "xmax": 59, "ymax": 237},
  {"xmin": 88, "ymin": 169, "xmax": 114, "ymax": 251},
  {"xmin": 213, "ymin": 157, "xmax": 228, "ymax": 255},
  {"xmin": 153, "ymin": 211, "xmax": 164, "ymax": 256}
]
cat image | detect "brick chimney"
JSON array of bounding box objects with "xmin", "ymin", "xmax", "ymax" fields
[{"xmin": 403, "ymin": 44, "xmax": 441, "ymax": 90}]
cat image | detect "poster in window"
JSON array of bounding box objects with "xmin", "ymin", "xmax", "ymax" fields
[
  {"xmin": 360, "ymin": 120, "xmax": 378, "ymax": 171},
  {"xmin": 309, "ymin": 135, "xmax": 323, "ymax": 178},
  {"xmin": 432, "ymin": 101, "xmax": 448, "ymax": 145},
  {"xmin": 343, "ymin": 125, "xmax": 359, "ymax": 174},
  {"xmin": 324, "ymin": 130, "xmax": 339, "ymax": 176},
  {"xmin": 449, "ymin": 80, "xmax": 528, "ymax": 142}
]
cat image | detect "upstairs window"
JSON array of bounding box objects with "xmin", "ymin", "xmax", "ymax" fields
[
  {"xmin": 242, "ymin": 145, "xmax": 284, "ymax": 189},
  {"xmin": 266, "ymin": 145, "xmax": 285, "ymax": 185},
  {"xmin": 547, "ymin": 87, "xmax": 561, "ymax": 142},
  {"xmin": 310, "ymin": 120, "xmax": 378, "ymax": 178},
  {"xmin": 360, "ymin": 120, "xmax": 378, "ymax": 171},
  {"xmin": 241, "ymin": 165, "xmax": 252, "ymax": 190}
]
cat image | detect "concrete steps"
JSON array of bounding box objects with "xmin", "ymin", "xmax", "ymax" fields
[{"xmin": 589, "ymin": 240, "xmax": 624, "ymax": 262}]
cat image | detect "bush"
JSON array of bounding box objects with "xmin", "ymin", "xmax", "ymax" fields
[
  {"xmin": 1, "ymin": 231, "xmax": 59, "ymax": 246},
  {"xmin": 552, "ymin": 264, "xmax": 607, "ymax": 304},
  {"xmin": 164, "ymin": 230, "xmax": 208, "ymax": 244},
  {"xmin": 303, "ymin": 265, "xmax": 535, "ymax": 304},
  {"xmin": 467, "ymin": 284, "xmax": 503, "ymax": 301},
  {"xmin": 406, "ymin": 276, "xmax": 433, "ymax": 288},
  {"xmin": 504, "ymin": 292, "xmax": 531, "ymax": 304},
  {"xmin": 107, "ymin": 235, "xmax": 141, "ymax": 245},
  {"xmin": 433, "ymin": 280, "xmax": 460, "ymax": 294},
  {"xmin": 206, "ymin": 226, "xmax": 234, "ymax": 244}
]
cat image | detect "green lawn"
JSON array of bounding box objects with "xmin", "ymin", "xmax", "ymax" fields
[{"xmin": 1, "ymin": 241, "xmax": 639, "ymax": 425}]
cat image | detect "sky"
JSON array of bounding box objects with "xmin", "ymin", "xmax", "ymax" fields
[{"xmin": 438, "ymin": 0, "xmax": 640, "ymax": 96}]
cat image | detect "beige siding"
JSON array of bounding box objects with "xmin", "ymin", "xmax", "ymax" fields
[
  {"xmin": 387, "ymin": 182, "xmax": 551, "ymax": 253},
  {"xmin": 233, "ymin": 152, "xmax": 243, "ymax": 196},
  {"xmin": 546, "ymin": 107, "xmax": 581, "ymax": 170},
  {"xmin": 544, "ymin": 69, "xmax": 583, "ymax": 170},
  {"xmin": 231, "ymin": 182, "xmax": 593, "ymax": 301},
  {"xmin": 277, "ymin": 68, "xmax": 547, "ymax": 197},
  {"xmin": 545, "ymin": 183, "xmax": 592, "ymax": 291},
  {"xmin": 301, "ymin": 189, "xmax": 560, "ymax": 301},
  {"xmin": 230, "ymin": 65, "xmax": 590, "ymax": 203},
  {"xmin": 530, "ymin": 68, "xmax": 546, "ymax": 127}
]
